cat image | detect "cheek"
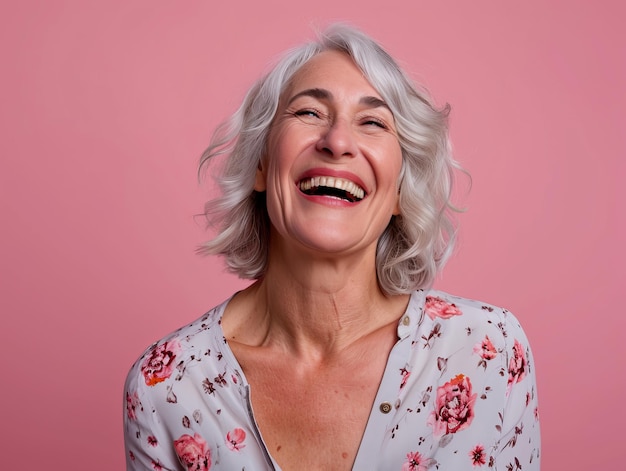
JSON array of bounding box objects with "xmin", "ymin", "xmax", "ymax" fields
[
  {"xmin": 386, "ymin": 149, "xmax": 403, "ymax": 215},
  {"xmin": 380, "ymin": 146, "xmax": 403, "ymax": 185},
  {"xmin": 261, "ymin": 159, "xmax": 292, "ymax": 224},
  {"xmin": 254, "ymin": 135, "xmax": 289, "ymax": 193}
]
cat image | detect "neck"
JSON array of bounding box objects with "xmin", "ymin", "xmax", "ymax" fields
[{"xmin": 225, "ymin": 243, "xmax": 409, "ymax": 361}]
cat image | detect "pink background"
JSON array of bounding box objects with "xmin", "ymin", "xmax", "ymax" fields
[{"xmin": 2, "ymin": 1, "xmax": 624, "ymax": 469}]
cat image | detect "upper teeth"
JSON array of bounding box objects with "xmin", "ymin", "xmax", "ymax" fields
[{"xmin": 299, "ymin": 176, "xmax": 365, "ymax": 200}]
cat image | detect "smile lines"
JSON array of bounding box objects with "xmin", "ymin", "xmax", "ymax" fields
[{"xmin": 298, "ymin": 176, "xmax": 366, "ymax": 202}]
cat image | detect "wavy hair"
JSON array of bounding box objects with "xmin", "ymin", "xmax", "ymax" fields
[{"xmin": 198, "ymin": 24, "xmax": 463, "ymax": 294}]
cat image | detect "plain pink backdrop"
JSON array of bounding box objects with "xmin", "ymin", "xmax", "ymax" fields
[{"xmin": 1, "ymin": 1, "xmax": 624, "ymax": 469}]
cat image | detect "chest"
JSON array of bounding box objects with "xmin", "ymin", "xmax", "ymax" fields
[{"xmin": 236, "ymin": 346, "xmax": 393, "ymax": 470}]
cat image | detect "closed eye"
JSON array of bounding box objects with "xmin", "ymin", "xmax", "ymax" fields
[
  {"xmin": 362, "ymin": 118, "xmax": 388, "ymax": 129},
  {"xmin": 294, "ymin": 109, "xmax": 322, "ymax": 119}
]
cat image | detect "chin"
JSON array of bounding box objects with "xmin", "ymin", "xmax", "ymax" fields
[{"xmin": 296, "ymin": 230, "xmax": 374, "ymax": 257}]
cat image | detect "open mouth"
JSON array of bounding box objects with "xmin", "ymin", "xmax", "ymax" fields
[{"xmin": 298, "ymin": 176, "xmax": 366, "ymax": 203}]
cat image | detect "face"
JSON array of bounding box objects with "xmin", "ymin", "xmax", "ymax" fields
[{"xmin": 256, "ymin": 50, "xmax": 403, "ymax": 259}]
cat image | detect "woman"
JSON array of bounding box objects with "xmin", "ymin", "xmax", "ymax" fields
[{"xmin": 124, "ymin": 25, "xmax": 540, "ymax": 470}]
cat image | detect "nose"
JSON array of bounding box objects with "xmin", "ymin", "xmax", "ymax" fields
[{"xmin": 315, "ymin": 118, "xmax": 358, "ymax": 158}]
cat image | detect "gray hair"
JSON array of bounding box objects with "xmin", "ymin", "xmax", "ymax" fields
[{"xmin": 198, "ymin": 24, "xmax": 462, "ymax": 295}]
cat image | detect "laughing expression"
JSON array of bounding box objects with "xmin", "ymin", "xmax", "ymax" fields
[{"xmin": 255, "ymin": 50, "xmax": 403, "ymax": 258}]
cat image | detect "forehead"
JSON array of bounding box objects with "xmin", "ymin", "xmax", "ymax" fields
[{"xmin": 284, "ymin": 50, "xmax": 382, "ymax": 100}]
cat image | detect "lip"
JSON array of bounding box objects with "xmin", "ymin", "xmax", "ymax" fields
[{"xmin": 296, "ymin": 168, "xmax": 369, "ymax": 194}]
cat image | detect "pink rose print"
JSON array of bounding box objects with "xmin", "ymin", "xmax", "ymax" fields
[
  {"xmin": 126, "ymin": 391, "xmax": 141, "ymax": 420},
  {"xmin": 428, "ymin": 374, "xmax": 477, "ymax": 437},
  {"xmin": 473, "ymin": 335, "xmax": 497, "ymax": 360},
  {"xmin": 174, "ymin": 433, "xmax": 212, "ymax": 470},
  {"xmin": 402, "ymin": 451, "xmax": 435, "ymax": 471},
  {"xmin": 141, "ymin": 340, "xmax": 181, "ymax": 386},
  {"xmin": 469, "ymin": 444, "xmax": 486, "ymax": 467},
  {"xmin": 506, "ymin": 339, "xmax": 528, "ymax": 395},
  {"xmin": 225, "ymin": 428, "xmax": 246, "ymax": 451},
  {"xmin": 424, "ymin": 296, "xmax": 462, "ymax": 320},
  {"xmin": 400, "ymin": 367, "xmax": 411, "ymax": 389},
  {"xmin": 402, "ymin": 451, "xmax": 426, "ymax": 471}
]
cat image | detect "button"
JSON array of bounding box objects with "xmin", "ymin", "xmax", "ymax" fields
[
  {"xmin": 402, "ymin": 316, "xmax": 410, "ymax": 326},
  {"xmin": 379, "ymin": 402, "xmax": 392, "ymax": 414}
]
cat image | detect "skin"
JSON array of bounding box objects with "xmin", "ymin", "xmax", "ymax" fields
[{"xmin": 222, "ymin": 50, "xmax": 410, "ymax": 470}]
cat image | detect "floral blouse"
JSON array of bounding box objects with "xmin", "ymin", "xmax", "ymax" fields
[{"xmin": 124, "ymin": 290, "xmax": 540, "ymax": 470}]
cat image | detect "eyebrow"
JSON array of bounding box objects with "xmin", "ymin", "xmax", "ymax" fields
[
  {"xmin": 359, "ymin": 95, "xmax": 391, "ymax": 111},
  {"xmin": 287, "ymin": 88, "xmax": 331, "ymax": 104},
  {"xmin": 287, "ymin": 88, "xmax": 391, "ymax": 112}
]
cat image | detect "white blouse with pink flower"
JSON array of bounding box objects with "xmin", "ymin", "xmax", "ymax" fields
[{"xmin": 124, "ymin": 290, "xmax": 540, "ymax": 470}]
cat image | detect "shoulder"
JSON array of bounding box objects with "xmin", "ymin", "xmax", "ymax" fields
[
  {"xmin": 123, "ymin": 297, "xmax": 258, "ymax": 469},
  {"xmin": 397, "ymin": 290, "xmax": 540, "ymax": 470},
  {"xmin": 414, "ymin": 289, "xmax": 537, "ymax": 400},
  {"xmin": 422, "ymin": 289, "xmax": 527, "ymax": 339},
  {"xmin": 124, "ymin": 298, "xmax": 231, "ymax": 393}
]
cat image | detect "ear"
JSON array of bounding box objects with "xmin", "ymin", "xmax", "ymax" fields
[
  {"xmin": 253, "ymin": 159, "xmax": 266, "ymax": 192},
  {"xmin": 392, "ymin": 185, "xmax": 401, "ymax": 216}
]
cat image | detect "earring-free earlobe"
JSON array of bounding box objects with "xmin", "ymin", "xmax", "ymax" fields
[
  {"xmin": 393, "ymin": 184, "xmax": 401, "ymax": 215},
  {"xmin": 253, "ymin": 160, "xmax": 267, "ymax": 192}
]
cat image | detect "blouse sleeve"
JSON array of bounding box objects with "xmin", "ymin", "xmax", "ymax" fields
[
  {"xmin": 489, "ymin": 313, "xmax": 541, "ymax": 470},
  {"xmin": 123, "ymin": 351, "xmax": 181, "ymax": 471}
]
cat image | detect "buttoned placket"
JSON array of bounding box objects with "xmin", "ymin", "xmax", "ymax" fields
[{"xmin": 350, "ymin": 293, "xmax": 420, "ymax": 470}]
